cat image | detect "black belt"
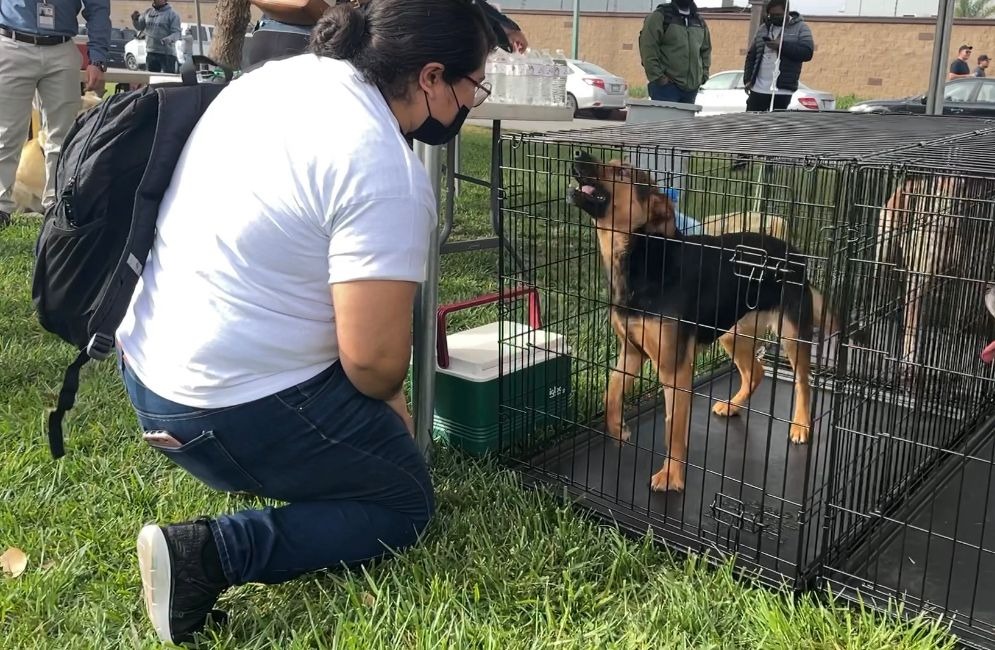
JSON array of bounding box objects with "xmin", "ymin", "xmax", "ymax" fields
[{"xmin": 0, "ymin": 26, "xmax": 72, "ymax": 46}]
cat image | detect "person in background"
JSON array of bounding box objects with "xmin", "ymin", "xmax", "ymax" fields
[
  {"xmin": 210, "ymin": 0, "xmax": 526, "ymax": 72},
  {"xmin": 0, "ymin": 0, "xmax": 108, "ymax": 228},
  {"xmin": 949, "ymin": 44, "xmax": 973, "ymax": 80},
  {"xmin": 975, "ymin": 53, "xmax": 990, "ymax": 77},
  {"xmin": 118, "ymin": 0, "xmax": 495, "ymax": 643},
  {"xmin": 131, "ymin": 0, "xmax": 182, "ymax": 73},
  {"xmin": 742, "ymin": 0, "xmax": 813, "ymax": 113},
  {"xmin": 638, "ymin": 0, "xmax": 712, "ymax": 104}
]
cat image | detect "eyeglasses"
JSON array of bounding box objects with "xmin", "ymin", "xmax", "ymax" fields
[{"xmin": 463, "ymin": 76, "xmax": 492, "ymax": 107}]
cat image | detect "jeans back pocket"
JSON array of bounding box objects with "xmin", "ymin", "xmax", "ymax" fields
[{"xmin": 148, "ymin": 430, "xmax": 262, "ymax": 494}]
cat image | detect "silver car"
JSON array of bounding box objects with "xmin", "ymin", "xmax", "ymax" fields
[
  {"xmin": 553, "ymin": 57, "xmax": 628, "ymax": 118},
  {"xmin": 695, "ymin": 69, "xmax": 836, "ymax": 116}
]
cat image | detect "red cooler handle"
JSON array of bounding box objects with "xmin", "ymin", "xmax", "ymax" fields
[{"xmin": 436, "ymin": 286, "xmax": 542, "ymax": 369}]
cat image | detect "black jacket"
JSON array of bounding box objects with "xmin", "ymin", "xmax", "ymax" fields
[{"xmin": 743, "ymin": 12, "xmax": 814, "ymax": 93}]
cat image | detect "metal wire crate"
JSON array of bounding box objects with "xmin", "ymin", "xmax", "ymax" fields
[
  {"xmin": 494, "ymin": 112, "xmax": 995, "ymax": 644},
  {"xmin": 820, "ymin": 133, "xmax": 995, "ymax": 650}
]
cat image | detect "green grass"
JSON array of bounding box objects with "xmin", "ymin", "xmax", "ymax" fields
[
  {"xmin": 834, "ymin": 94, "xmax": 866, "ymax": 111},
  {"xmin": 0, "ymin": 126, "xmax": 955, "ymax": 649}
]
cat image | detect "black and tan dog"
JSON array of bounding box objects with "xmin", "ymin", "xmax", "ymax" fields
[{"xmin": 567, "ymin": 151, "xmax": 837, "ymax": 492}]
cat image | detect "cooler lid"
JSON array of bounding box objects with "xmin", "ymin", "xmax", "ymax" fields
[{"xmin": 438, "ymin": 321, "xmax": 568, "ymax": 382}]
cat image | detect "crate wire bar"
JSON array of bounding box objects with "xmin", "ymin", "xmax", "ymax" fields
[{"xmin": 495, "ymin": 111, "xmax": 995, "ymax": 648}]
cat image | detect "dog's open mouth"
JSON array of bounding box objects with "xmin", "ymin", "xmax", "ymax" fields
[{"xmin": 568, "ymin": 151, "xmax": 609, "ymax": 210}]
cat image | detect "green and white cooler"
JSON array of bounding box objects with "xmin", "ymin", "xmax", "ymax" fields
[{"xmin": 432, "ymin": 288, "xmax": 571, "ymax": 456}]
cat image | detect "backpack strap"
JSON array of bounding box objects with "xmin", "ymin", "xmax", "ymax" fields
[{"xmin": 47, "ymin": 348, "xmax": 91, "ymax": 458}]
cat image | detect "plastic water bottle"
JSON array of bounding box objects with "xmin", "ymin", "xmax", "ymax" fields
[
  {"xmin": 540, "ymin": 50, "xmax": 555, "ymax": 106},
  {"xmin": 486, "ymin": 51, "xmax": 507, "ymax": 103},
  {"xmin": 508, "ymin": 52, "xmax": 527, "ymax": 105},
  {"xmin": 553, "ymin": 50, "xmax": 568, "ymax": 106}
]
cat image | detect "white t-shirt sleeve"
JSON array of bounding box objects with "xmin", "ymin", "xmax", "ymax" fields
[{"xmin": 326, "ymin": 197, "xmax": 434, "ymax": 284}]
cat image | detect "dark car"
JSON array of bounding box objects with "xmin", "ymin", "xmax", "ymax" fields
[
  {"xmin": 849, "ymin": 77, "xmax": 995, "ymax": 117},
  {"xmin": 77, "ymin": 25, "xmax": 136, "ymax": 69}
]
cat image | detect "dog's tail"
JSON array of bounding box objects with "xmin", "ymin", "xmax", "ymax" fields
[
  {"xmin": 811, "ymin": 287, "xmax": 870, "ymax": 346},
  {"xmin": 811, "ymin": 288, "xmax": 839, "ymax": 336}
]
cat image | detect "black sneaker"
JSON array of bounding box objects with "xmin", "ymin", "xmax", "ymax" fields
[
  {"xmin": 137, "ymin": 519, "xmax": 230, "ymax": 644},
  {"xmin": 0, "ymin": 211, "xmax": 10, "ymax": 229}
]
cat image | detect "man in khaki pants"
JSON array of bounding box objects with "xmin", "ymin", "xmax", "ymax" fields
[{"xmin": 0, "ymin": 0, "xmax": 109, "ymax": 227}]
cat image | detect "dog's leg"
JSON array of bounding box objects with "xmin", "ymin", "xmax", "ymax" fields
[
  {"xmin": 640, "ymin": 319, "xmax": 693, "ymax": 492},
  {"xmin": 780, "ymin": 317, "xmax": 813, "ymax": 444},
  {"xmin": 605, "ymin": 315, "xmax": 646, "ymax": 443},
  {"xmin": 712, "ymin": 311, "xmax": 770, "ymax": 417}
]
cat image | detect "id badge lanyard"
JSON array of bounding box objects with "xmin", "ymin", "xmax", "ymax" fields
[{"xmin": 37, "ymin": 0, "xmax": 56, "ymax": 30}]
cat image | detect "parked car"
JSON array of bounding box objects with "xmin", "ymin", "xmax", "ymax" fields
[
  {"xmin": 695, "ymin": 69, "xmax": 836, "ymax": 116},
  {"xmin": 77, "ymin": 25, "xmax": 136, "ymax": 69},
  {"xmin": 551, "ymin": 57, "xmax": 627, "ymax": 118},
  {"xmin": 125, "ymin": 23, "xmax": 214, "ymax": 71},
  {"xmin": 848, "ymin": 77, "xmax": 995, "ymax": 117}
]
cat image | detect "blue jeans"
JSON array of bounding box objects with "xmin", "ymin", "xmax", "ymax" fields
[
  {"xmin": 120, "ymin": 358, "xmax": 434, "ymax": 586},
  {"xmin": 647, "ymin": 80, "xmax": 699, "ymax": 104}
]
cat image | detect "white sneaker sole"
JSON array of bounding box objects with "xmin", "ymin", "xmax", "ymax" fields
[{"xmin": 137, "ymin": 524, "xmax": 174, "ymax": 644}]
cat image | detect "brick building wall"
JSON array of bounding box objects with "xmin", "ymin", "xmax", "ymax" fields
[
  {"xmin": 104, "ymin": 2, "xmax": 995, "ymax": 100},
  {"xmin": 504, "ymin": 11, "xmax": 995, "ymax": 100}
]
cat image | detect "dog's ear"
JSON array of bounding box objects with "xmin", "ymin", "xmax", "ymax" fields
[{"xmin": 648, "ymin": 190, "xmax": 675, "ymax": 225}]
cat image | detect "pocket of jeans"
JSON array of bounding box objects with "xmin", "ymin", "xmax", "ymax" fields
[
  {"xmin": 275, "ymin": 365, "xmax": 340, "ymax": 411},
  {"xmin": 148, "ymin": 430, "xmax": 262, "ymax": 493}
]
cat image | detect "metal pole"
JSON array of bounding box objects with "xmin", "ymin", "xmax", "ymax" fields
[
  {"xmin": 925, "ymin": 0, "xmax": 954, "ymax": 116},
  {"xmin": 412, "ymin": 141, "xmax": 443, "ymax": 461},
  {"xmin": 194, "ymin": 0, "xmax": 204, "ymax": 59},
  {"xmin": 571, "ymin": 0, "xmax": 580, "ymax": 59}
]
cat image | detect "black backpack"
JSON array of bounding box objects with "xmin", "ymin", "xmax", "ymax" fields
[{"xmin": 32, "ymin": 59, "xmax": 232, "ymax": 459}]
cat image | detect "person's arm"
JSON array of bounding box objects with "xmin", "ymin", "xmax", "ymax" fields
[
  {"xmin": 165, "ymin": 11, "xmax": 182, "ymax": 45},
  {"xmin": 700, "ymin": 21, "xmax": 711, "ymax": 83},
  {"xmin": 478, "ymin": 0, "xmax": 527, "ymax": 52},
  {"xmin": 81, "ymin": 0, "xmax": 110, "ymax": 65},
  {"xmin": 638, "ymin": 11, "xmax": 667, "ymax": 84},
  {"xmin": 779, "ymin": 22, "xmax": 814, "ymax": 62},
  {"xmin": 743, "ymin": 32, "xmax": 758, "ymax": 90},
  {"xmin": 332, "ymin": 281, "xmax": 416, "ymax": 400},
  {"xmin": 251, "ymin": 0, "xmax": 329, "ymax": 26},
  {"xmin": 131, "ymin": 9, "xmax": 146, "ymax": 31},
  {"xmin": 324, "ymin": 192, "xmax": 433, "ymax": 401}
]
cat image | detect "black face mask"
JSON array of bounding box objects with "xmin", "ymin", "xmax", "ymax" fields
[
  {"xmin": 766, "ymin": 15, "xmax": 784, "ymax": 26},
  {"xmin": 408, "ymin": 86, "xmax": 469, "ymax": 146}
]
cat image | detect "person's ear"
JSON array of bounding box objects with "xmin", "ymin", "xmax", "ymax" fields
[{"xmin": 418, "ymin": 63, "xmax": 446, "ymax": 100}]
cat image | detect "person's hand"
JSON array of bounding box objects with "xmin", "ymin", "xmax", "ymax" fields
[
  {"xmin": 84, "ymin": 64, "xmax": 104, "ymax": 93},
  {"xmin": 131, "ymin": 10, "xmax": 140, "ymax": 19},
  {"xmin": 504, "ymin": 28, "xmax": 528, "ymax": 53},
  {"xmin": 656, "ymin": 75, "xmax": 670, "ymax": 86},
  {"xmin": 386, "ymin": 391, "xmax": 415, "ymax": 438},
  {"xmin": 765, "ymin": 40, "xmax": 778, "ymax": 50},
  {"xmin": 744, "ymin": 83, "xmax": 752, "ymax": 95}
]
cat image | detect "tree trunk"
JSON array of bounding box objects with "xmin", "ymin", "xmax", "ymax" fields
[{"xmin": 211, "ymin": 0, "xmax": 251, "ymax": 69}]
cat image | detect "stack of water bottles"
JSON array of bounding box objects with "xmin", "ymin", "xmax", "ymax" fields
[{"xmin": 484, "ymin": 48, "xmax": 569, "ymax": 107}]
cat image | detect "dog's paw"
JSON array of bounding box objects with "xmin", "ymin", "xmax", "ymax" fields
[
  {"xmin": 712, "ymin": 400, "xmax": 742, "ymax": 418},
  {"xmin": 789, "ymin": 422, "xmax": 810, "ymax": 444},
  {"xmin": 650, "ymin": 464, "xmax": 685, "ymax": 492}
]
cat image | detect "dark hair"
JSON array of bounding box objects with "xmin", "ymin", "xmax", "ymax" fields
[
  {"xmin": 310, "ymin": 0, "xmax": 497, "ymax": 99},
  {"xmin": 766, "ymin": 0, "xmax": 786, "ymax": 10}
]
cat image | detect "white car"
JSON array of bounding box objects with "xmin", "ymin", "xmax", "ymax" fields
[
  {"xmin": 695, "ymin": 69, "xmax": 836, "ymax": 116},
  {"xmin": 552, "ymin": 57, "xmax": 628, "ymax": 117},
  {"xmin": 125, "ymin": 23, "xmax": 214, "ymax": 71}
]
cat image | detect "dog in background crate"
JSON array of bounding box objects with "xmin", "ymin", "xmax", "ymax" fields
[
  {"xmin": 875, "ymin": 175, "xmax": 967, "ymax": 374},
  {"xmin": 567, "ymin": 150, "xmax": 838, "ymax": 492}
]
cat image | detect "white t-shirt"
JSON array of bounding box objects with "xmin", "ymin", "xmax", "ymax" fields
[
  {"xmin": 117, "ymin": 54, "xmax": 436, "ymax": 408},
  {"xmin": 753, "ymin": 27, "xmax": 793, "ymax": 97}
]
